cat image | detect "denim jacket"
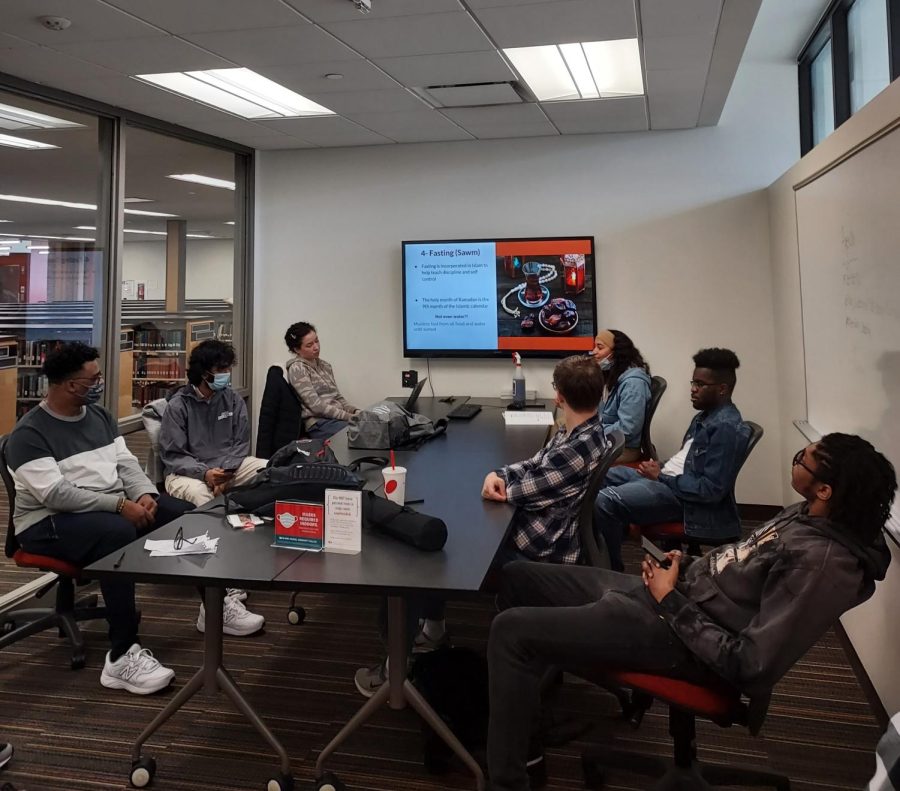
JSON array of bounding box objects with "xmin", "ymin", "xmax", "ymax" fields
[
  {"xmin": 657, "ymin": 402, "xmax": 751, "ymax": 539},
  {"xmin": 600, "ymin": 366, "xmax": 651, "ymax": 450}
]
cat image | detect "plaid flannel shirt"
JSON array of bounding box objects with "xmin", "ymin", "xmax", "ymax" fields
[
  {"xmin": 498, "ymin": 413, "xmax": 609, "ymax": 564},
  {"xmin": 869, "ymin": 712, "xmax": 900, "ymax": 791}
]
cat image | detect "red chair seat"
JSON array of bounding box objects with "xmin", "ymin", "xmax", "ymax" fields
[
  {"xmin": 14, "ymin": 549, "xmax": 82, "ymax": 578},
  {"xmin": 607, "ymin": 670, "xmax": 741, "ymax": 722}
]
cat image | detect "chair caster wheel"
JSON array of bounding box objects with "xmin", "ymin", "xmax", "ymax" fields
[
  {"xmin": 130, "ymin": 756, "xmax": 156, "ymax": 787},
  {"xmin": 71, "ymin": 654, "xmax": 86, "ymax": 670},
  {"xmin": 315, "ymin": 770, "xmax": 345, "ymax": 791},
  {"xmin": 1, "ymin": 620, "xmax": 14, "ymax": 635},
  {"xmin": 287, "ymin": 606, "xmax": 306, "ymax": 625},
  {"xmin": 265, "ymin": 773, "xmax": 294, "ymax": 791}
]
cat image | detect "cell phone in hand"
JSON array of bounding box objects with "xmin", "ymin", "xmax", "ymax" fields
[{"xmin": 641, "ymin": 536, "xmax": 671, "ymax": 569}]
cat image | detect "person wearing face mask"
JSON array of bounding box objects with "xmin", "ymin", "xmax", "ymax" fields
[
  {"xmin": 589, "ymin": 329, "xmax": 652, "ymax": 464},
  {"xmin": 6, "ymin": 342, "xmax": 195, "ymax": 694},
  {"xmin": 284, "ymin": 321, "xmax": 359, "ymax": 439}
]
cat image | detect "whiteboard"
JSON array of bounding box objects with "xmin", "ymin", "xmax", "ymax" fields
[{"xmin": 796, "ymin": 124, "xmax": 900, "ymax": 543}]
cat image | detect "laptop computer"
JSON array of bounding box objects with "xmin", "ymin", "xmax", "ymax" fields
[{"xmin": 404, "ymin": 377, "xmax": 427, "ymax": 412}]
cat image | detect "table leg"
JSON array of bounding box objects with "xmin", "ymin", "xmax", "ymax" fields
[{"xmin": 315, "ymin": 594, "xmax": 485, "ymax": 790}]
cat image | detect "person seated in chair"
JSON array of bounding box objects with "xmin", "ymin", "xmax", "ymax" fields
[
  {"xmin": 284, "ymin": 322, "xmax": 359, "ymax": 439},
  {"xmin": 595, "ymin": 347, "xmax": 750, "ymax": 571},
  {"xmin": 589, "ymin": 329, "xmax": 652, "ymax": 464},
  {"xmin": 6, "ymin": 342, "xmax": 192, "ymax": 695},
  {"xmin": 487, "ymin": 433, "xmax": 896, "ymax": 790},
  {"xmin": 159, "ymin": 339, "xmax": 266, "ymax": 635}
]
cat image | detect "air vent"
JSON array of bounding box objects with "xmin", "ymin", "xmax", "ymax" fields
[{"xmin": 424, "ymin": 81, "xmax": 525, "ymax": 108}]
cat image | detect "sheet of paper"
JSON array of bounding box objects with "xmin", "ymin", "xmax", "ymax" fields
[
  {"xmin": 324, "ymin": 489, "xmax": 362, "ymax": 554},
  {"xmin": 144, "ymin": 532, "xmax": 219, "ymax": 557},
  {"xmin": 502, "ymin": 410, "xmax": 555, "ymax": 426}
]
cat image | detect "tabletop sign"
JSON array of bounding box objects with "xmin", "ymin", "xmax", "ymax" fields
[
  {"xmin": 274, "ymin": 500, "xmax": 324, "ymax": 551},
  {"xmin": 324, "ymin": 489, "xmax": 362, "ymax": 554}
]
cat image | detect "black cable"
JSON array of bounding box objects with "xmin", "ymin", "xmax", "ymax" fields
[{"xmin": 426, "ymin": 358, "xmax": 435, "ymax": 397}]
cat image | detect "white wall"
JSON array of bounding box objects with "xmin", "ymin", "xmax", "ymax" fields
[
  {"xmin": 255, "ymin": 61, "xmax": 798, "ymax": 504},
  {"xmin": 121, "ymin": 239, "xmax": 234, "ymax": 301}
]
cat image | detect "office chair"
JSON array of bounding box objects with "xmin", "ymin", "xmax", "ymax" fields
[
  {"xmin": 619, "ymin": 374, "xmax": 666, "ymax": 468},
  {"xmin": 578, "ymin": 430, "xmax": 625, "ymax": 568},
  {"xmin": 580, "ymin": 667, "xmax": 790, "ymax": 790},
  {"xmin": 637, "ymin": 421, "xmax": 764, "ymax": 555},
  {"xmin": 0, "ymin": 435, "xmax": 107, "ymax": 670}
]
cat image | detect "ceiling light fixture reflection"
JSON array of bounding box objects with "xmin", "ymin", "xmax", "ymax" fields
[
  {"xmin": 124, "ymin": 197, "xmax": 153, "ymax": 203},
  {"xmin": 135, "ymin": 68, "xmax": 334, "ymax": 119},
  {"xmin": 167, "ymin": 174, "xmax": 235, "ymax": 190},
  {"xmin": 224, "ymin": 221, "xmax": 235, "ymax": 225},
  {"xmin": 0, "ymin": 102, "xmax": 84, "ymax": 131},
  {"xmin": 0, "ymin": 193, "xmax": 95, "ymax": 210},
  {"xmin": 0, "ymin": 132, "xmax": 59, "ymax": 150},
  {"xmin": 123, "ymin": 208, "xmax": 177, "ymax": 217},
  {"xmin": 75, "ymin": 225, "xmax": 216, "ymax": 239},
  {"xmin": 504, "ymin": 39, "xmax": 644, "ymax": 102},
  {"xmin": 0, "ymin": 232, "xmax": 94, "ymax": 242}
]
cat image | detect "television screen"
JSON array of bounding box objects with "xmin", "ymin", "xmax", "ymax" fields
[{"xmin": 402, "ymin": 236, "xmax": 597, "ymax": 358}]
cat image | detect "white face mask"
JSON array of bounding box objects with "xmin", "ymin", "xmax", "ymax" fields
[{"xmin": 599, "ymin": 357, "xmax": 613, "ymax": 371}]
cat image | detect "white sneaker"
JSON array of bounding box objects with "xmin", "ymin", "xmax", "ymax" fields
[
  {"xmin": 100, "ymin": 644, "xmax": 175, "ymax": 695},
  {"xmin": 197, "ymin": 597, "xmax": 264, "ymax": 636},
  {"xmin": 226, "ymin": 588, "xmax": 248, "ymax": 601}
]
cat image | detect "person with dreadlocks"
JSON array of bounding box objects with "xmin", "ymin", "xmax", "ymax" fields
[{"xmin": 485, "ymin": 433, "xmax": 896, "ymax": 791}]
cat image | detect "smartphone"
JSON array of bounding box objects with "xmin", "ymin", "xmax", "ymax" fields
[{"xmin": 641, "ymin": 536, "xmax": 671, "ymax": 569}]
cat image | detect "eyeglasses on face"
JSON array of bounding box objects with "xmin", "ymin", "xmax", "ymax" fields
[
  {"xmin": 71, "ymin": 373, "xmax": 104, "ymax": 384},
  {"xmin": 689, "ymin": 379, "xmax": 718, "ymax": 391},
  {"xmin": 792, "ymin": 448, "xmax": 830, "ymax": 482}
]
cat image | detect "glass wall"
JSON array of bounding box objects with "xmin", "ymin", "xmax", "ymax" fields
[
  {"xmin": 118, "ymin": 126, "xmax": 241, "ymax": 418},
  {"xmin": 0, "ymin": 89, "xmax": 106, "ymax": 434},
  {"xmin": 811, "ymin": 40, "xmax": 835, "ymax": 147},
  {"xmin": 848, "ymin": 0, "xmax": 891, "ymax": 112}
]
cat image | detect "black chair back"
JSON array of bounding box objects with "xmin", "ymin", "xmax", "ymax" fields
[
  {"xmin": 639, "ymin": 375, "xmax": 667, "ymax": 461},
  {"xmin": 578, "ymin": 430, "xmax": 625, "ymax": 568},
  {"xmin": 0, "ymin": 435, "xmax": 21, "ymax": 559}
]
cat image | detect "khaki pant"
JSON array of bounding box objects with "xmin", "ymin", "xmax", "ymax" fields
[{"xmin": 165, "ymin": 456, "xmax": 267, "ymax": 506}]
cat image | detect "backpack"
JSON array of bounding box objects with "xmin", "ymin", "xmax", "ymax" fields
[
  {"xmin": 347, "ymin": 401, "xmax": 448, "ymax": 450},
  {"xmin": 410, "ymin": 647, "xmax": 490, "ymax": 774}
]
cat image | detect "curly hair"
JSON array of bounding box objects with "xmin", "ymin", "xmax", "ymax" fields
[
  {"xmin": 812, "ymin": 433, "xmax": 897, "ymax": 544},
  {"xmin": 284, "ymin": 322, "xmax": 316, "ymax": 353},
  {"xmin": 43, "ymin": 341, "xmax": 98, "ymax": 384},
  {"xmin": 604, "ymin": 329, "xmax": 649, "ymax": 391},
  {"xmin": 187, "ymin": 339, "xmax": 236, "ymax": 386},
  {"xmin": 693, "ymin": 347, "xmax": 740, "ymax": 389}
]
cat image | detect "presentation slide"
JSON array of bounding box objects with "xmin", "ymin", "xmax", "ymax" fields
[{"xmin": 403, "ymin": 237, "xmax": 596, "ymax": 357}]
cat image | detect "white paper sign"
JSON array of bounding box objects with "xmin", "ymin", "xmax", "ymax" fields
[
  {"xmin": 324, "ymin": 489, "xmax": 362, "ymax": 554},
  {"xmin": 502, "ymin": 410, "xmax": 554, "ymax": 426}
]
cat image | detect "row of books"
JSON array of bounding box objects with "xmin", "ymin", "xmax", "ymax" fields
[
  {"xmin": 133, "ymin": 354, "xmax": 185, "ymax": 380},
  {"xmin": 17, "ymin": 373, "xmax": 49, "ymax": 399},
  {"xmin": 132, "ymin": 381, "xmax": 180, "ymax": 405},
  {"xmin": 133, "ymin": 328, "xmax": 187, "ymax": 350},
  {"xmin": 18, "ymin": 340, "xmax": 64, "ymax": 366}
]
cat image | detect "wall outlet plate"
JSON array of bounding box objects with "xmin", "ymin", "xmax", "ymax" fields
[{"xmin": 402, "ymin": 370, "xmax": 418, "ymax": 388}]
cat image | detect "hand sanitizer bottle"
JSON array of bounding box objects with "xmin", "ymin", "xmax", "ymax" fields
[{"xmin": 512, "ymin": 352, "xmax": 526, "ymax": 409}]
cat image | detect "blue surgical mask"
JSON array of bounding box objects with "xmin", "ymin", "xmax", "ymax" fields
[
  {"xmin": 209, "ymin": 372, "xmax": 231, "ymax": 391},
  {"xmin": 599, "ymin": 357, "xmax": 613, "ymax": 371},
  {"xmin": 78, "ymin": 379, "xmax": 105, "ymax": 405}
]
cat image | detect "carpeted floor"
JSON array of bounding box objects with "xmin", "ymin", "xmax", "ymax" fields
[{"xmin": 0, "ymin": 432, "xmax": 883, "ymax": 791}]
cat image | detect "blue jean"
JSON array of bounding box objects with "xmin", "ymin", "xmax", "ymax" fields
[
  {"xmin": 307, "ymin": 418, "xmax": 348, "ymax": 439},
  {"xmin": 594, "ymin": 466, "xmax": 684, "ymax": 572}
]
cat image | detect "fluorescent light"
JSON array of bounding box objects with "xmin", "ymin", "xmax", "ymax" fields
[
  {"xmin": 29, "ymin": 245, "xmax": 49, "ymax": 250},
  {"xmin": 167, "ymin": 173, "xmax": 235, "ymax": 191},
  {"xmin": 124, "ymin": 197, "xmax": 153, "ymax": 203},
  {"xmin": 0, "ymin": 193, "xmax": 95, "ymax": 210},
  {"xmin": 78, "ymin": 225, "xmax": 215, "ymax": 239},
  {"xmin": 0, "ymin": 232, "xmax": 94, "ymax": 242},
  {"xmin": 505, "ymin": 39, "xmax": 644, "ymax": 101},
  {"xmin": 0, "ymin": 220, "xmax": 11, "ymax": 223},
  {"xmin": 0, "ymin": 101, "xmax": 84, "ymax": 131},
  {"xmin": 187, "ymin": 233, "xmax": 215, "ymax": 238},
  {"xmin": 135, "ymin": 67, "xmax": 334, "ymax": 119},
  {"xmin": 0, "ymin": 133, "xmax": 58, "ymax": 150},
  {"xmin": 224, "ymin": 221, "xmax": 235, "ymax": 225},
  {"xmin": 124, "ymin": 208, "xmax": 177, "ymax": 217}
]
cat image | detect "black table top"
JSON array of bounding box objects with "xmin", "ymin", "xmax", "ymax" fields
[{"xmin": 86, "ymin": 397, "xmax": 555, "ymax": 596}]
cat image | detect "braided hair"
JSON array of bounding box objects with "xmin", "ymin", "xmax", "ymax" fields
[{"xmin": 812, "ymin": 433, "xmax": 897, "ymax": 543}]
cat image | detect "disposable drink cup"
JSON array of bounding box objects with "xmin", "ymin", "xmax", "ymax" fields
[{"xmin": 382, "ymin": 466, "xmax": 407, "ymax": 505}]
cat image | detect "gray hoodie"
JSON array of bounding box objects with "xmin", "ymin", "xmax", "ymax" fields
[
  {"xmin": 159, "ymin": 385, "xmax": 251, "ymax": 479},
  {"xmin": 655, "ymin": 502, "xmax": 891, "ymax": 696}
]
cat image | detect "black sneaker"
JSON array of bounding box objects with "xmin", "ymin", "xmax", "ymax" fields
[{"xmin": 526, "ymin": 752, "xmax": 547, "ymax": 788}]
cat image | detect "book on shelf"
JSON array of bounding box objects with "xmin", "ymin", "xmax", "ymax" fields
[
  {"xmin": 133, "ymin": 353, "xmax": 185, "ymax": 379},
  {"xmin": 18, "ymin": 339, "xmax": 64, "ymax": 366},
  {"xmin": 133, "ymin": 328, "xmax": 186, "ymax": 350},
  {"xmin": 17, "ymin": 373, "xmax": 48, "ymax": 400}
]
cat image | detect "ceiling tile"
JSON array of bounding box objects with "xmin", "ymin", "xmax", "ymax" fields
[
  {"xmin": 441, "ymin": 103, "xmax": 557, "ymax": 137},
  {"xmin": 466, "ymin": 0, "xmax": 572, "ymax": 6},
  {"xmin": 320, "ymin": 12, "xmax": 492, "ymax": 59},
  {"xmin": 0, "ymin": 0, "xmax": 161, "ymax": 45},
  {"xmin": 186, "ymin": 25, "xmax": 359, "ymax": 67},
  {"xmin": 646, "ymin": 68, "xmax": 707, "ymax": 129},
  {"xmin": 375, "ymin": 51, "xmax": 514, "ymax": 87},
  {"xmin": 240, "ymin": 135, "xmax": 317, "ymax": 150},
  {"xmin": 285, "ymin": 0, "xmax": 462, "ymax": 24},
  {"xmin": 427, "ymin": 83, "xmax": 522, "ymax": 106},
  {"xmin": 306, "ymin": 89, "xmax": 429, "ymax": 116},
  {"xmin": 104, "ymin": 0, "xmax": 305, "ymax": 34},
  {"xmin": 476, "ymin": 0, "xmax": 637, "ymax": 48},
  {"xmin": 640, "ymin": 0, "xmax": 722, "ymax": 39},
  {"xmin": 347, "ymin": 110, "xmax": 474, "ymax": 142},
  {"xmin": 643, "ymin": 34, "xmax": 716, "ymax": 72},
  {"xmin": 0, "ymin": 43, "xmax": 122, "ymax": 92},
  {"xmin": 541, "ymin": 96, "xmax": 647, "ymax": 133},
  {"xmin": 260, "ymin": 116, "xmax": 394, "ymax": 146},
  {"xmin": 52, "ymin": 36, "xmax": 234, "ymax": 74},
  {"xmin": 259, "ymin": 61, "xmax": 400, "ymax": 94}
]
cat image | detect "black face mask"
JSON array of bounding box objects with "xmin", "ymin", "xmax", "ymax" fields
[{"xmin": 74, "ymin": 378, "xmax": 105, "ymax": 405}]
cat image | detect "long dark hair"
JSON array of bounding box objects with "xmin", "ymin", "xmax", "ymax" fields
[
  {"xmin": 605, "ymin": 330, "xmax": 649, "ymax": 391},
  {"xmin": 813, "ymin": 433, "xmax": 897, "ymax": 543}
]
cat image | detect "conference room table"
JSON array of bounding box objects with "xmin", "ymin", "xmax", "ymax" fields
[{"xmin": 86, "ymin": 396, "xmax": 555, "ymax": 790}]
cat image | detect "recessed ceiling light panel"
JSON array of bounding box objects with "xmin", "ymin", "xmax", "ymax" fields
[
  {"xmin": 0, "ymin": 133, "xmax": 58, "ymax": 150},
  {"xmin": 167, "ymin": 174, "xmax": 235, "ymax": 191},
  {"xmin": 0, "ymin": 101, "xmax": 84, "ymax": 131}
]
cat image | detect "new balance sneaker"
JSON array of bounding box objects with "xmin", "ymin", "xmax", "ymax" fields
[
  {"xmin": 226, "ymin": 588, "xmax": 248, "ymax": 601},
  {"xmin": 0, "ymin": 742, "xmax": 12, "ymax": 770},
  {"xmin": 197, "ymin": 597, "xmax": 264, "ymax": 636},
  {"xmin": 354, "ymin": 659, "xmax": 387, "ymax": 698},
  {"xmin": 100, "ymin": 644, "xmax": 175, "ymax": 695}
]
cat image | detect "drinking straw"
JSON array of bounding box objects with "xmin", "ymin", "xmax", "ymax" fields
[{"xmin": 390, "ymin": 449, "xmax": 396, "ymax": 470}]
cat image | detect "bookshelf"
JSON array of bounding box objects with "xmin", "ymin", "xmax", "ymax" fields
[{"xmin": 0, "ymin": 336, "xmax": 17, "ymax": 435}]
